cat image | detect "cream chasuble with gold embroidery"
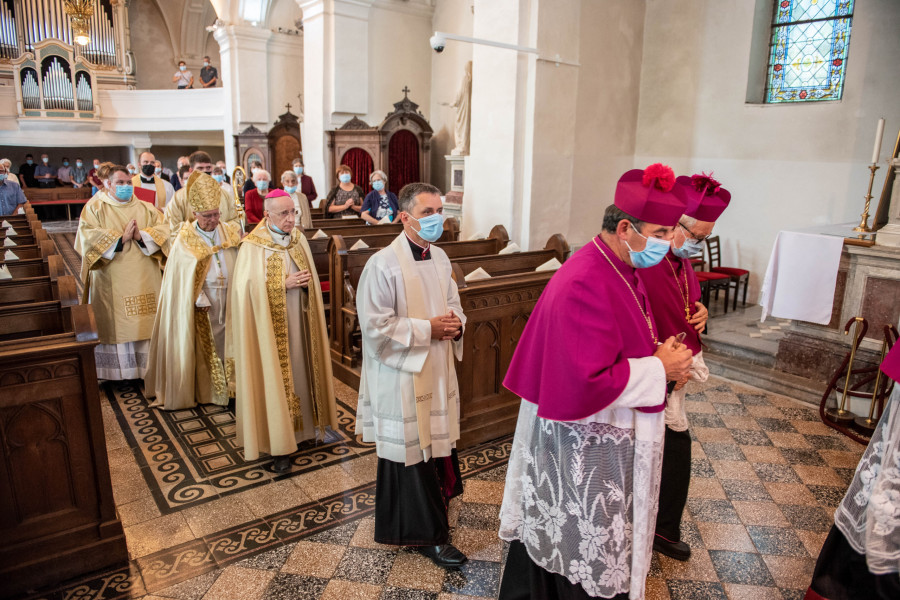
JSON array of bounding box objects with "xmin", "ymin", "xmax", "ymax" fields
[
  {"xmin": 74, "ymin": 191, "xmax": 169, "ymax": 379},
  {"xmin": 228, "ymin": 221, "xmax": 337, "ymax": 460},
  {"xmin": 145, "ymin": 221, "xmax": 240, "ymax": 409}
]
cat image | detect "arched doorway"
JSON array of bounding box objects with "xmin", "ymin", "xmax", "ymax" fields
[
  {"xmin": 340, "ymin": 148, "xmax": 374, "ymax": 190},
  {"xmin": 387, "ymin": 130, "xmax": 420, "ymax": 193}
]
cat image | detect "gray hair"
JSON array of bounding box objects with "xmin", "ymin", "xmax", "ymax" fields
[
  {"xmin": 369, "ymin": 169, "xmax": 388, "ymax": 184},
  {"xmin": 601, "ymin": 204, "xmax": 645, "ymax": 234},
  {"xmin": 398, "ymin": 182, "xmax": 441, "ymax": 213},
  {"xmin": 679, "ymin": 215, "xmax": 697, "ymax": 229},
  {"xmin": 253, "ymin": 168, "xmax": 271, "ymax": 181},
  {"xmin": 0, "ymin": 158, "xmax": 10, "ymax": 168},
  {"xmin": 280, "ymin": 170, "xmax": 297, "ymax": 183}
]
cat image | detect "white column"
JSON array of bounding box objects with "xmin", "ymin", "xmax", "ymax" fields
[
  {"xmin": 214, "ymin": 23, "xmax": 273, "ymax": 169},
  {"xmin": 464, "ymin": 0, "xmax": 532, "ymax": 245},
  {"xmin": 299, "ymin": 0, "xmax": 373, "ymax": 195}
]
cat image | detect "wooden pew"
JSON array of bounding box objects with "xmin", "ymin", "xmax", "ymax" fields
[
  {"xmin": 0, "ymin": 227, "xmax": 49, "ymax": 246},
  {"xmin": 0, "ymin": 239, "xmax": 58, "ymax": 261},
  {"xmin": 0, "ymin": 274, "xmax": 79, "ymax": 307},
  {"xmin": 327, "ymin": 225, "xmax": 530, "ymax": 378},
  {"xmin": 3, "ymin": 254, "xmax": 66, "ymax": 279},
  {"xmin": 451, "ymin": 234, "xmax": 569, "ymax": 278},
  {"xmin": 24, "ymin": 185, "xmax": 93, "ymax": 220},
  {"xmin": 0, "ymin": 301, "xmax": 127, "ymax": 596},
  {"xmin": 308, "ymin": 216, "xmax": 461, "ymax": 242},
  {"xmin": 452, "ymin": 270, "xmax": 558, "ymax": 448}
]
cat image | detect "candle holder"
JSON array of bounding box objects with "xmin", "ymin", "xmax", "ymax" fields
[{"xmin": 854, "ymin": 163, "xmax": 880, "ymax": 233}]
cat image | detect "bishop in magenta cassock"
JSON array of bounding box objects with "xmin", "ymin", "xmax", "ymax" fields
[
  {"xmin": 637, "ymin": 173, "xmax": 731, "ymax": 562},
  {"xmin": 497, "ymin": 164, "xmax": 694, "ymax": 600}
]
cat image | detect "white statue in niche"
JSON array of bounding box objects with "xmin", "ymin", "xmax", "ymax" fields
[{"xmin": 450, "ymin": 61, "xmax": 472, "ymax": 156}]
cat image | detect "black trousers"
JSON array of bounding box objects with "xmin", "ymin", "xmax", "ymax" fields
[
  {"xmin": 655, "ymin": 426, "xmax": 692, "ymax": 542},
  {"xmin": 806, "ymin": 525, "xmax": 900, "ymax": 600},
  {"xmin": 499, "ymin": 540, "xmax": 630, "ymax": 600},
  {"xmin": 374, "ymin": 449, "xmax": 463, "ymax": 546}
]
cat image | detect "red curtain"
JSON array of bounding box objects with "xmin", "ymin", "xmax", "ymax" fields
[
  {"xmin": 340, "ymin": 148, "xmax": 374, "ymax": 190},
  {"xmin": 387, "ymin": 130, "xmax": 420, "ymax": 194}
]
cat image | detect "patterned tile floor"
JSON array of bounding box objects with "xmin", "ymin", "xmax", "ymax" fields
[{"xmin": 15, "ymin": 375, "xmax": 865, "ymax": 600}]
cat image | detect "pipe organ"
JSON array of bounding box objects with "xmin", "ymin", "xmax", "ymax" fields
[
  {"xmin": 12, "ymin": 39, "xmax": 97, "ymax": 118},
  {"xmin": 1, "ymin": 0, "xmax": 123, "ymax": 69}
]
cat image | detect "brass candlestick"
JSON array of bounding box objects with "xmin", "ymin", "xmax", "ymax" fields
[{"xmin": 854, "ymin": 163, "xmax": 880, "ymax": 233}]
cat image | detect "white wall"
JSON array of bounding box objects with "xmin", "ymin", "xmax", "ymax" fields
[
  {"xmin": 365, "ymin": 3, "xmax": 435, "ymax": 130},
  {"xmin": 634, "ymin": 0, "xmax": 900, "ymax": 298},
  {"xmin": 429, "ymin": 0, "xmax": 474, "ymax": 192}
]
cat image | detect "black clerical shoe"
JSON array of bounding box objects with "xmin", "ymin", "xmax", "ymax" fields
[
  {"xmin": 272, "ymin": 455, "xmax": 291, "ymax": 473},
  {"xmin": 653, "ymin": 533, "xmax": 691, "ymax": 561},
  {"xmin": 416, "ymin": 544, "xmax": 468, "ymax": 568}
]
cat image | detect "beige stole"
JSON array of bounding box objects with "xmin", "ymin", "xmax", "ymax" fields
[{"xmin": 389, "ymin": 235, "xmax": 452, "ymax": 451}]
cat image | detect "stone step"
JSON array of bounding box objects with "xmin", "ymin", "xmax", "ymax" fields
[
  {"xmin": 701, "ymin": 333, "xmax": 778, "ymax": 368},
  {"xmin": 703, "ymin": 350, "xmax": 825, "ymax": 407}
]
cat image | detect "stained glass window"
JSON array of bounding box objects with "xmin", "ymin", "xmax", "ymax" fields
[{"xmin": 765, "ymin": 0, "xmax": 854, "ymax": 104}]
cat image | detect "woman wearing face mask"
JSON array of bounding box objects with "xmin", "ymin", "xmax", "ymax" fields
[
  {"xmin": 281, "ymin": 170, "xmax": 312, "ymax": 229},
  {"xmin": 360, "ymin": 170, "xmax": 399, "ymax": 225},
  {"xmin": 212, "ymin": 167, "xmax": 232, "ymax": 196},
  {"xmin": 325, "ymin": 165, "xmax": 364, "ymax": 219},
  {"xmin": 173, "ymin": 61, "xmax": 193, "ymax": 89},
  {"xmin": 243, "ymin": 168, "xmax": 271, "ymax": 225}
]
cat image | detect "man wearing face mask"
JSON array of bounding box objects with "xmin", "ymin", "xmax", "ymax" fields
[
  {"xmin": 199, "ymin": 56, "xmax": 218, "ymax": 88},
  {"xmin": 18, "ymin": 154, "xmax": 38, "ymax": 188},
  {"xmin": 133, "ymin": 151, "xmax": 175, "ymax": 209},
  {"xmin": 145, "ymin": 172, "xmax": 241, "ymax": 410},
  {"xmin": 291, "ymin": 158, "xmax": 317, "ymax": 206},
  {"xmin": 88, "ymin": 159, "xmax": 103, "ymax": 193},
  {"xmin": 34, "ymin": 153, "xmax": 57, "ymax": 188},
  {"xmin": 215, "ymin": 161, "xmax": 230, "ymax": 184},
  {"xmin": 355, "ymin": 183, "xmax": 467, "ymax": 569},
  {"xmin": 57, "ymin": 157, "xmax": 72, "ymax": 186},
  {"xmin": 71, "ymin": 158, "xmax": 87, "ymax": 188},
  {"xmin": 229, "ymin": 189, "xmax": 338, "ymax": 473},
  {"xmin": 496, "ymin": 164, "xmax": 694, "ymax": 600},
  {"xmin": 171, "ymin": 155, "xmax": 190, "ymax": 192},
  {"xmin": 0, "ymin": 161, "xmax": 27, "ymax": 215},
  {"xmin": 164, "ymin": 151, "xmax": 241, "ymax": 237},
  {"xmin": 637, "ymin": 173, "xmax": 730, "ymax": 563},
  {"xmin": 212, "ymin": 166, "xmax": 233, "ymax": 196},
  {"xmin": 242, "ymin": 168, "xmax": 272, "ymax": 225},
  {"xmin": 74, "ymin": 164, "xmax": 169, "ymax": 380}
]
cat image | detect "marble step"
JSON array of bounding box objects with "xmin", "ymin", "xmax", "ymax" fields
[{"xmin": 703, "ymin": 350, "xmax": 825, "ymax": 407}]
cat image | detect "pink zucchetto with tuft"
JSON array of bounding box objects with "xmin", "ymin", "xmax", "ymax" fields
[
  {"xmin": 614, "ymin": 163, "xmax": 690, "ymax": 227},
  {"xmin": 265, "ymin": 189, "xmax": 291, "ymax": 199},
  {"xmin": 677, "ymin": 172, "xmax": 731, "ymax": 222}
]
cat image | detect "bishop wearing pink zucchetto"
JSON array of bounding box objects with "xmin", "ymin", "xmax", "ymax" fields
[{"xmin": 496, "ymin": 164, "xmax": 694, "ymax": 600}]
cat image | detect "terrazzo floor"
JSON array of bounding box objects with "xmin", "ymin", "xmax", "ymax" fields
[{"xmin": 14, "ymin": 375, "xmax": 866, "ymax": 600}]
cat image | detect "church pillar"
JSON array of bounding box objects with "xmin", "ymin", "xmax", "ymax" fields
[
  {"xmin": 299, "ymin": 0, "xmax": 374, "ymax": 193},
  {"xmin": 214, "ymin": 24, "xmax": 273, "ymax": 170},
  {"xmin": 465, "ymin": 0, "xmax": 535, "ymax": 245}
]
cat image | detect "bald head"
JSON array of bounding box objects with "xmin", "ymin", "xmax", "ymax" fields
[{"xmin": 139, "ymin": 151, "xmax": 155, "ymax": 165}]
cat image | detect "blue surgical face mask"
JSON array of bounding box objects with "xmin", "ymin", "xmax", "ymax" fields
[
  {"xmin": 408, "ymin": 212, "xmax": 444, "ymax": 243},
  {"xmin": 372, "ymin": 180, "xmax": 385, "ymax": 192},
  {"xmin": 255, "ymin": 180, "xmax": 269, "ymax": 191},
  {"xmin": 293, "ymin": 166, "xmax": 303, "ymax": 175},
  {"xmin": 76, "ymin": 161, "xmax": 83, "ymax": 167},
  {"xmin": 213, "ymin": 174, "xmax": 224, "ymax": 183},
  {"xmin": 284, "ymin": 185, "xmax": 298, "ymax": 194},
  {"xmin": 179, "ymin": 65, "xmax": 186, "ymax": 71},
  {"xmin": 26, "ymin": 159, "xmax": 33, "ymax": 165},
  {"xmin": 339, "ymin": 173, "xmax": 351, "ymax": 184},
  {"xmin": 114, "ymin": 185, "xmax": 133, "ymax": 201},
  {"xmin": 672, "ymin": 235, "xmax": 705, "ymax": 259},
  {"xmin": 269, "ymin": 222, "xmax": 288, "ymax": 235},
  {"xmin": 0, "ymin": 174, "xmax": 7, "ymax": 182},
  {"xmin": 624, "ymin": 226, "xmax": 670, "ymax": 269},
  {"xmin": 63, "ymin": 161, "xmax": 69, "ymax": 166}
]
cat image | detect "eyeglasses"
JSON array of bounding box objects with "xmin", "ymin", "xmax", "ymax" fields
[
  {"xmin": 679, "ymin": 222, "xmax": 708, "ymax": 243},
  {"xmin": 268, "ymin": 209, "xmax": 298, "ymax": 217}
]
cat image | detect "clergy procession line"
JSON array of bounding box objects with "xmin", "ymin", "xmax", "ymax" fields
[{"xmin": 3, "ymin": 159, "xmax": 740, "ymax": 598}]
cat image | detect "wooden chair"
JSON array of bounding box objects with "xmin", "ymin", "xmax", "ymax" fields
[{"xmin": 706, "ymin": 235, "xmax": 750, "ymax": 310}]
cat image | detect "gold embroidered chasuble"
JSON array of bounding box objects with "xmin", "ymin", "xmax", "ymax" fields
[
  {"xmin": 228, "ymin": 221, "xmax": 337, "ymax": 460},
  {"xmin": 164, "ymin": 183, "xmax": 241, "ymax": 240},
  {"xmin": 145, "ymin": 221, "xmax": 241, "ymax": 410},
  {"xmin": 74, "ymin": 192, "xmax": 169, "ymax": 345}
]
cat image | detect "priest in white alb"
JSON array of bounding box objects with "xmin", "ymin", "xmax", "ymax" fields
[
  {"xmin": 355, "ymin": 182, "xmax": 467, "ymax": 569},
  {"xmin": 74, "ymin": 164, "xmax": 169, "ymax": 380},
  {"xmin": 145, "ymin": 172, "xmax": 241, "ymax": 409},
  {"xmin": 228, "ymin": 189, "xmax": 337, "ymax": 473}
]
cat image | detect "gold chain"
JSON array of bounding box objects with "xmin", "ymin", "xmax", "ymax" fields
[
  {"xmin": 665, "ymin": 256, "xmax": 692, "ymax": 321},
  {"xmin": 592, "ymin": 237, "xmax": 658, "ymax": 345}
]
